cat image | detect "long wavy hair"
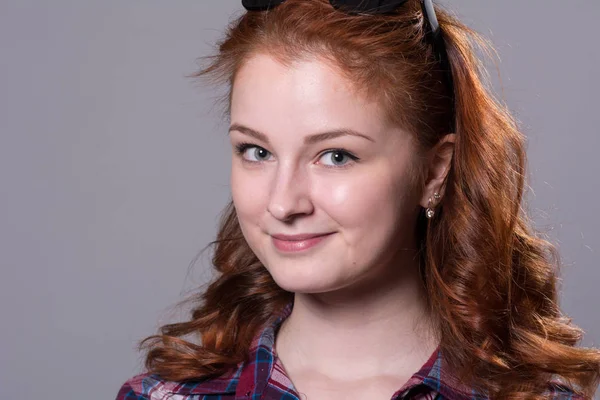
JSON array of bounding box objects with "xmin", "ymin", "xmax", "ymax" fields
[{"xmin": 139, "ymin": 0, "xmax": 600, "ymax": 398}]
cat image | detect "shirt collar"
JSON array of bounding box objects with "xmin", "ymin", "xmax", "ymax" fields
[{"xmin": 168, "ymin": 302, "xmax": 484, "ymax": 399}]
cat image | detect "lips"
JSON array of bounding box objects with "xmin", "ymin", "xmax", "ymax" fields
[
  {"xmin": 270, "ymin": 232, "xmax": 334, "ymax": 252},
  {"xmin": 271, "ymin": 233, "xmax": 332, "ymax": 241}
]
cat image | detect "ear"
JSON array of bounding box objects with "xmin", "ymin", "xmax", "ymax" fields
[{"xmin": 419, "ymin": 133, "xmax": 456, "ymax": 209}]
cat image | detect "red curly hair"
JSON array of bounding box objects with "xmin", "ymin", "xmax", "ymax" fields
[{"xmin": 139, "ymin": 1, "xmax": 600, "ymax": 398}]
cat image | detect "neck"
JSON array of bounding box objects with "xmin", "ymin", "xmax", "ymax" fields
[{"xmin": 274, "ymin": 257, "xmax": 440, "ymax": 382}]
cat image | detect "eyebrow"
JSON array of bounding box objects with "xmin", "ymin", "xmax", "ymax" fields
[{"xmin": 228, "ymin": 123, "xmax": 375, "ymax": 145}]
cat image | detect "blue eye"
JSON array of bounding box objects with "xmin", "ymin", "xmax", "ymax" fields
[
  {"xmin": 233, "ymin": 143, "xmax": 359, "ymax": 168},
  {"xmin": 235, "ymin": 143, "xmax": 272, "ymax": 162},
  {"xmin": 318, "ymin": 149, "xmax": 358, "ymax": 167}
]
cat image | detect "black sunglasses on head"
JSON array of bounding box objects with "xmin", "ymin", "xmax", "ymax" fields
[
  {"xmin": 242, "ymin": 0, "xmax": 440, "ymax": 36},
  {"xmin": 241, "ymin": 0, "xmax": 455, "ymax": 132}
]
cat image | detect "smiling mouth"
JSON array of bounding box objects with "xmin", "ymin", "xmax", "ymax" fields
[{"xmin": 270, "ymin": 232, "xmax": 334, "ymax": 253}]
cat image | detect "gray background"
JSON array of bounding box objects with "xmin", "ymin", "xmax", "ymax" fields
[{"xmin": 1, "ymin": 1, "xmax": 598, "ymax": 399}]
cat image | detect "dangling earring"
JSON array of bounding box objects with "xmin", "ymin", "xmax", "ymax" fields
[{"xmin": 426, "ymin": 192, "xmax": 441, "ymax": 219}]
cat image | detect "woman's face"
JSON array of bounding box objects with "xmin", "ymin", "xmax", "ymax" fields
[{"xmin": 229, "ymin": 53, "xmax": 424, "ymax": 294}]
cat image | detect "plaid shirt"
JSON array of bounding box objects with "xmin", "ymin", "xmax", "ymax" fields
[{"xmin": 116, "ymin": 303, "xmax": 582, "ymax": 400}]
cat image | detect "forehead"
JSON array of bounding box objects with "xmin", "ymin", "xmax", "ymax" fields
[{"xmin": 230, "ymin": 53, "xmax": 391, "ymax": 137}]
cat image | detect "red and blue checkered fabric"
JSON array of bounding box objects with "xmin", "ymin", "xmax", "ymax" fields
[{"xmin": 116, "ymin": 303, "xmax": 582, "ymax": 400}]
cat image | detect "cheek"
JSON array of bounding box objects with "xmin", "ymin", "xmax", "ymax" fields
[
  {"xmin": 231, "ymin": 166, "xmax": 267, "ymax": 224},
  {"xmin": 316, "ymin": 171, "xmax": 406, "ymax": 226},
  {"xmin": 313, "ymin": 165, "xmax": 416, "ymax": 255}
]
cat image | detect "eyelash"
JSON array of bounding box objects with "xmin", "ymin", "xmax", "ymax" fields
[{"xmin": 233, "ymin": 142, "xmax": 360, "ymax": 168}]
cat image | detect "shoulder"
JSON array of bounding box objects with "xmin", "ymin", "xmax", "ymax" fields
[
  {"xmin": 543, "ymin": 380, "xmax": 586, "ymax": 400},
  {"xmin": 115, "ymin": 369, "xmax": 241, "ymax": 400},
  {"xmin": 115, "ymin": 373, "xmax": 173, "ymax": 400},
  {"xmin": 447, "ymin": 380, "xmax": 586, "ymax": 400}
]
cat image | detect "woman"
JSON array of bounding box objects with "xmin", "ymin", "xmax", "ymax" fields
[{"xmin": 116, "ymin": 0, "xmax": 600, "ymax": 398}]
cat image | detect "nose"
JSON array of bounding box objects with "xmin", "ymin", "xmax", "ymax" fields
[{"xmin": 267, "ymin": 163, "xmax": 314, "ymax": 222}]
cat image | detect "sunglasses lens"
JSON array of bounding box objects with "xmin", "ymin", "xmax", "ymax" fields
[
  {"xmin": 242, "ymin": 0, "xmax": 410, "ymax": 14},
  {"xmin": 242, "ymin": 0, "xmax": 286, "ymax": 11},
  {"xmin": 329, "ymin": 0, "xmax": 409, "ymax": 14}
]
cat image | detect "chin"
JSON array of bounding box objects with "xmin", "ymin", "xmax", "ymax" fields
[
  {"xmin": 269, "ymin": 270, "xmax": 356, "ymax": 294},
  {"xmin": 273, "ymin": 280, "xmax": 333, "ymax": 294},
  {"xmin": 264, "ymin": 262, "xmax": 348, "ymax": 294}
]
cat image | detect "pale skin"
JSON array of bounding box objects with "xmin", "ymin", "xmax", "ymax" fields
[{"xmin": 229, "ymin": 53, "xmax": 455, "ymax": 399}]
